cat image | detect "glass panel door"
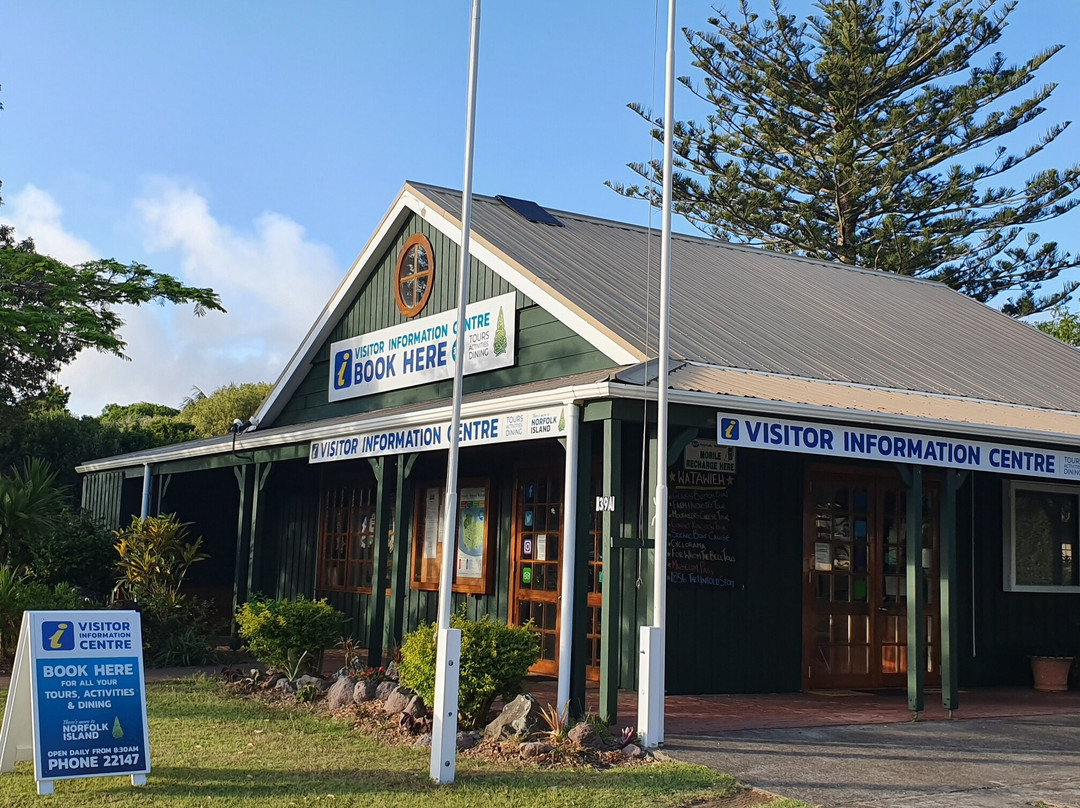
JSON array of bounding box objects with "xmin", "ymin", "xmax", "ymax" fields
[
  {"xmin": 804, "ymin": 467, "xmax": 940, "ymax": 690},
  {"xmin": 807, "ymin": 478, "xmax": 872, "ymax": 685},
  {"xmin": 510, "ymin": 467, "xmax": 563, "ymax": 675}
]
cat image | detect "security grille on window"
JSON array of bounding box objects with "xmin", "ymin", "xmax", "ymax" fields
[
  {"xmin": 318, "ymin": 486, "xmax": 376, "ymax": 593},
  {"xmin": 1005, "ymin": 480, "xmax": 1080, "ymax": 592}
]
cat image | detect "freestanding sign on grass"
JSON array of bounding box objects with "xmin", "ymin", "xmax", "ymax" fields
[{"xmin": 0, "ymin": 610, "xmax": 150, "ymax": 795}]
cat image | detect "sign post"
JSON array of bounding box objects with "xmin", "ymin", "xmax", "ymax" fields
[{"xmin": 0, "ymin": 610, "xmax": 150, "ymax": 795}]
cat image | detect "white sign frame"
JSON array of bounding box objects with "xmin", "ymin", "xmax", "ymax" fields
[
  {"xmin": 717, "ymin": 412, "xmax": 1080, "ymax": 481},
  {"xmin": 328, "ymin": 292, "xmax": 517, "ymax": 401},
  {"xmin": 0, "ymin": 610, "xmax": 150, "ymax": 795},
  {"xmin": 309, "ymin": 405, "xmax": 568, "ymax": 464}
]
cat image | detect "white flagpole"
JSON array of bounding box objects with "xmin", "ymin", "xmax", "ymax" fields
[
  {"xmin": 639, "ymin": 0, "xmax": 676, "ymax": 749},
  {"xmin": 430, "ymin": 0, "xmax": 481, "ymax": 784}
]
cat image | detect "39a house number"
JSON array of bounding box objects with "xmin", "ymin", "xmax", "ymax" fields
[{"xmin": 595, "ymin": 496, "xmax": 615, "ymax": 512}]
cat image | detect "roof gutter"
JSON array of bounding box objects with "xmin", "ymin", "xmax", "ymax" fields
[{"xmin": 77, "ymin": 378, "xmax": 616, "ymax": 473}]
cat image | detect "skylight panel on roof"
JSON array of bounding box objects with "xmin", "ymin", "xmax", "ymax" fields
[{"xmin": 496, "ymin": 195, "xmax": 563, "ymax": 227}]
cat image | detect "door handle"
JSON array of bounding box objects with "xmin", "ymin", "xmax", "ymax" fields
[{"xmin": 877, "ymin": 607, "xmax": 888, "ymax": 613}]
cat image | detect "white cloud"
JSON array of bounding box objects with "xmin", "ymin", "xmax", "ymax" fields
[
  {"xmin": 3, "ymin": 181, "xmax": 343, "ymax": 417},
  {"xmin": 0, "ymin": 184, "xmax": 98, "ymax": 264}
]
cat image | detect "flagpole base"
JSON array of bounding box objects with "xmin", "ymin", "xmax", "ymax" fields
[
  {"xmin": 429, "ymin": 628, "xmax": 461, "ymax": 783},
  {"xmin": 638, "ymin": 625, "xmax": 665, "ymax": 748}
]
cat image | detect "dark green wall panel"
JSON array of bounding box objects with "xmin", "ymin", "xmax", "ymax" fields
[
  {"xmin": 961, "ymin": 472, "xmax": 1080, "ymax": 686},
  {"xmin": 663, "ymin": 447, "xmax": 804, "ymax": 694},
  {"xmin": 273, "ymin": 213, "xmax": 614, "ymax": 427},
  {"xmin": 81, "ymin": 471, "xmax": 125, "ymax": 527}
]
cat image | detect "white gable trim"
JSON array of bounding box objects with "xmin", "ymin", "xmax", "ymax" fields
[
  {"xmin": 254, "ymin": 183, "xmax": 642, "ymax": 428},
  {"xmin": 412, "ymin": 189, "xmax": 644, "ymax": 367}
]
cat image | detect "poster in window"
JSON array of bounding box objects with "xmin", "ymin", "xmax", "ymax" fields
[
  {"xmin": 455, "ymin": 487, "xmax": 486, "ymax": 579},
  {"xmin": 423, "ymin": 488, "xmax": 441, "ymax": 559},
  {"xmin": 412, "ymin": 479, "xmax": 492, "ymax": 594}
]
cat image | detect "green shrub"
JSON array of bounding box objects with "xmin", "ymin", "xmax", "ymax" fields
[
  {"xmin": 139, "ymin": 592, "xmax": 219, "ymax": 667},
  {"xmin": 236, "ymin": 596, "xmax": 344, "ymax": 675},
  {"xmin": 0, "ymin": 565, "xmax": 84, "ymax": 658},
  {"xmin": 112, "ymin": 514, "xmax": 215, "ymax": 667},
  {"xmin": 28, "ymin": 508, "xmax": 115, "ymax": 599},
  {"xmin": 112, "ymin": 513, "xmax": 207, "ymax": 601},
  {"xmin": 399, "ymin": 612, "xmax": 540, "ymax": 729}
]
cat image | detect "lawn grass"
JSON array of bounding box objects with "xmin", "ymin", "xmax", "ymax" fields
[{"xmin": 0, "ymin": 678, "xmax": 770, "ymax": 807}]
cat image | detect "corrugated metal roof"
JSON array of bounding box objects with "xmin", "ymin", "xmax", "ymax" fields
[
  {"xmin": 669, "ymin": 363, "xmax": 1080, "ymax": 438},
  {"xmin": 411, "ymin": 181, "xmax": 1080, "ymax": 413}
]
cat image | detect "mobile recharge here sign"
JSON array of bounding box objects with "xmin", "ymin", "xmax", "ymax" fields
[
  {"xmin": 0, "ymin": 610, "xmax": 150, "ymax": 793},
  {"xmin": 328, "ymin": 292, "xmax": 517, "ymax": 402},
  {"xmin": 716, "ymin": 412, "xmax": 1080, "ymax": 481}
]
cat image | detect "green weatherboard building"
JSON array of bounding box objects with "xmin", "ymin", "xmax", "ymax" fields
[{"xmin": 79, "ymin": 182, "xmax": 1080, "ymax": 721}]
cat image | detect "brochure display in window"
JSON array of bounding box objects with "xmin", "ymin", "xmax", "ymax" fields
[{"xmin": 411, "ymin": 480, "xmax": 492, "ymax": 594}]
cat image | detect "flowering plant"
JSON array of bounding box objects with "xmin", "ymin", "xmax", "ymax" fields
[{"xmin": 349, "ymin": 665, "xmax": 389, "ymax": 683}]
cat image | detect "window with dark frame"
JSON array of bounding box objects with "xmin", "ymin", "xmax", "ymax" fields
[
  {"xmin": 394, "ymin": 233, "xmax": 435, "ymax": 317},
  {"xmin": 318, "ymin": 485, "xmax": 377, "ymax": 593},
  {"xmin": 1006, "ymin": 481, "xmax": 1080, "ymax": 591}
]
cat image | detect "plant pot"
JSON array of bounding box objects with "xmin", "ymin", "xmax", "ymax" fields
[{"xmin": 1030, "ymin": 655, "xmax": 1074, "ymax": 692}]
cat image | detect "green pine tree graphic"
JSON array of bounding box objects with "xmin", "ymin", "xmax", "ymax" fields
[
  {"xmin": 493, "ymin": 308, "xmax": 507, "ymax": 356},
  {"xmin": 112, "ymin": 717, "xmax": 124, "ymax": 739},
  {"xmin": 558, "ymin": 410, "xmax": 565, "ymax": 431}
]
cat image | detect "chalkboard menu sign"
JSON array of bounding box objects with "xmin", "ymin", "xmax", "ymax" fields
[{"xmin": 667, "ymin": 469, "xmax": 738, "ymax": 588}]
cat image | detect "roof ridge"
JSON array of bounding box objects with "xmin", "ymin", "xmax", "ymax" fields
[{"xmin": 407, "ymin": 180, "xmax": 943, "ymax": 289}]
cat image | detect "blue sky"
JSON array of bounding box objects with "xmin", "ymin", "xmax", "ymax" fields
[{"xmin": 2, "ymin": 1, "xmax": 1078, "ymax": 416}]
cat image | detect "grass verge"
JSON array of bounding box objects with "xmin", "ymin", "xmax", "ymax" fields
[{"xmin": 0, "ymin": 678, "xmax": 764, "ymax": 807}]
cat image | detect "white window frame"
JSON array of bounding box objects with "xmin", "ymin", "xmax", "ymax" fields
[{"xmin": 1003, "ymin": 479, "xmax": 1080, "ymax": 593}]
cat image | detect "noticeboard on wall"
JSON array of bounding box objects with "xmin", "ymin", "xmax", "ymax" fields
[
  {"xmin": 667, "ymin": 467, "xmax": 739, "ymax": 589},
  {"xmin": 411, "ymin": 480, "xmax": 492, "ymax": 594}
]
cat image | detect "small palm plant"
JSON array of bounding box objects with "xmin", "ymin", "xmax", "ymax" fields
[{"xmin": 0, "ymin": 458, "xmax": 67, "ymax": 567}]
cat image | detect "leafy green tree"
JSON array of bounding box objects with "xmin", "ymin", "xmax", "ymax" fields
[
  {"xmin": 612, "ymin": 0, "xmax": 1080, "ymax": 316},
  {"xmin": 99, "ymin": 401, "xmax": 195, "ymax": 445},
  {"xmin": 0, "ymin": 229, "xmax": 225, "ymax": 405},
  {"xmin": 1036, "ymin": 307, "xmax": 1080, "ymax": 346},
  {"xmin": 0, "ymin": 390, "xmax": 189, "ymax": 502},
  {"xmin": 177, "ymin": 382, "xmax": 271, "ymax": 438}
]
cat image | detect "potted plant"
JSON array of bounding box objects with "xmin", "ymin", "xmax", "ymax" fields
[{"xmin": 1029, "ymin": 651, "xmax": 1074, "ymax": 693}]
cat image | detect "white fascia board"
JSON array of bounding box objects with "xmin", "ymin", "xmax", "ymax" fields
[
  {"xmin": 607, "ymin": 380, "xmax": 1080, "ymax": 448},
  {"xmin": 77, "ymin": 379, "xmax": 615, "ymax": 473},
  {"xmin": 253, "ymin": 183, "xmax": 640, "ymax": 430},
  {"xmin": 252, "ymin": 188, "xmax": 419, "ymax": 427},
  {"xmin": 412, "ymin": 189, "xmax": 643, "ymax": 366}
]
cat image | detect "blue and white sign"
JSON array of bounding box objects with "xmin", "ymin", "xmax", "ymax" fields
[
  {"xmin": 328, "ymin": 292, "xmax": 517, "ymax": 402},
  {"xmin": 309, "ymin": 405, "xmax": 568, "ymax": 464},
  {"xmin": 717, "ymin": 412, "xmax": 1080, "ymax": 481},
  {"xmin": 0, "ymin": 611, "xmax": 150, "ymax": 795}
]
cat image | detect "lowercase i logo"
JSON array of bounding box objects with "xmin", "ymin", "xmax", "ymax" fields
[
  {"xmin": 41, "ymin": 621, "xmax": 74, "ymax": 651},
  {"xmin": 720, "ymin": 418, "xmax": 739, "ymax": 441},
  {"xmin": 334, "ymin": 349, "xmax": 353, "ymax": 390}
]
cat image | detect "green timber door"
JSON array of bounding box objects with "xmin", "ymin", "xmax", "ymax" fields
[{"xmin": 804, "ymin": 467, "xmax": 941, "ymax": 689}]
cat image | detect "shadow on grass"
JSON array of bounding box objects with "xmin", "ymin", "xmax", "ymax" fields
[{"xmin": 88, "ymin": 762, "xmax": 733, "ymax": 802}]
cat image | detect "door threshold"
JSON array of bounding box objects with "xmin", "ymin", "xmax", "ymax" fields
[{"xmin": 805, "ymin": 689, "xmax": 873, "ymax": 697}]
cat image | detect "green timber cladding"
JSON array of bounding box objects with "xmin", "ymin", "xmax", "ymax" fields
[
  {"xmin": 78, "ymin": 181, "xmax": 1080, "ymax": 725},
  {"xmin": 275, "ymin": 212, "xmax": 614, "ymax": 426}
]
